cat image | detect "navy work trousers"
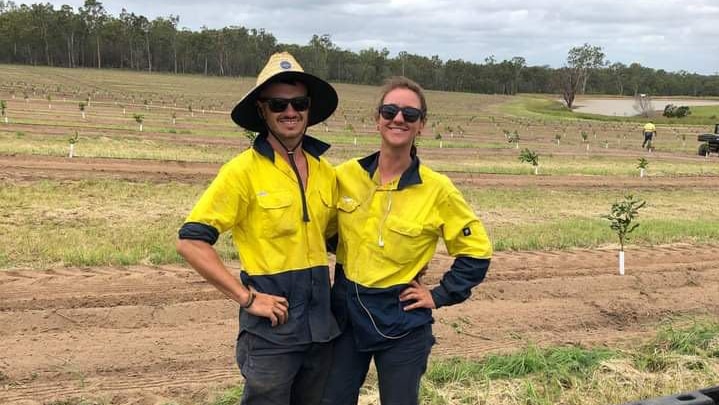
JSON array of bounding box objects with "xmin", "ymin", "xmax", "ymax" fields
[
  {"xmin": 236, "ymin": 331, "xmax": 333, "ymax": 405},
  {"xmin": 320, "ymin": 323, "xmax": 435, "ymax": 405}
]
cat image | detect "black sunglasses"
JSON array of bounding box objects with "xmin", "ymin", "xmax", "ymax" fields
[
  {"xmin": 378, "ymin": 104, "xmax": 424, "ymax": 123},
  {"xmin": 259, "ymin": 96, "xmax": 311, "ymax": 113}
]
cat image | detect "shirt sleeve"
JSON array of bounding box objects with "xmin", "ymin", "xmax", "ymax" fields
[
  {"xmin": 438, "ymin": 181, "xmax": 492, "ymax": 259},
  {"xmin": 431, "ymin": 179, "xmax": 493, "ymax": 308},
  {"xmin": 431, "ymin": 256, "xmax": 490, "ymax": 308},
  {"xmin": 182, "ymin": 160, "xmax": 248, "ymax": 237}
]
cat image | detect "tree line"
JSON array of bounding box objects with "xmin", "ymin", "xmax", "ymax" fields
[{"xmin": 2, "ymin": 1, "xmax": 718, "ymax": 98}]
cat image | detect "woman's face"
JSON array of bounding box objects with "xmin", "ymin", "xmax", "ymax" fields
[{"xmin": 377, "ymin": 88, "xmax": 425, "ymax": 150}]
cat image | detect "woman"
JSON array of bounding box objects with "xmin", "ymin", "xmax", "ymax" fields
[{"xmin": 321, "ymin": 76, "xmax": 493, "ymax": 405}]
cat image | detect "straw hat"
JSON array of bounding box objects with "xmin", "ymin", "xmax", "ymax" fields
[{"xmin": 231, "ymin": 52, "xmax": 338, "ymax": 132}]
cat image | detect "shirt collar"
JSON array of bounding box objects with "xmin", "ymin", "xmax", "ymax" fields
[
  {"xmin": 357, "ymin": 151, "xmax": 422, "ymax": 190},
  {"xmin": 253, "ymin": 132, "xmax": 331, "ymax": 162}
]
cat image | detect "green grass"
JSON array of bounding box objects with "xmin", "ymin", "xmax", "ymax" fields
[
  {"xmin": 0, "ymin": 179, "xmax": 237, "ymax": 269},
  {"xmin": 651, "ymin": 319, "xmax": 719, "ymax": 357},
  {"xmin": 210, "ymin": 386, "xmax": 244, "ymax": 405},
  {"xmin": 194, "ymin": 319, "xmax": 717, "ymax": 405},
  {"xmin": 2, "ymin": 179, "xmax": 718, "ymax": 269},
  {"xmin": 0, "ymin": 132, "xmax": 246, "ymax": 163},
  {"xmin": 426, "ymin": 345, "xmax": 615, "ymax": 384}
]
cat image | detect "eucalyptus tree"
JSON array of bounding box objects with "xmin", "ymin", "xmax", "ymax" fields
[
  {"xmin": 29, "ymin": 2, "xmax": 54, "ymax": 65},
  {"xmin": 80, "ymin": 0, "xmax": 108, "ymax": 68},
  {"xmin": 567, "ymin": 43, "xmax": 606, "ymax": 94}
]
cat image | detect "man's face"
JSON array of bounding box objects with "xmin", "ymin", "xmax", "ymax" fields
[{"xmin": 257, "ymin": 81, "xmax": 309, "ymax": 144}]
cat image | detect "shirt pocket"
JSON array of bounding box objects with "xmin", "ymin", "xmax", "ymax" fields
[
  {"xmin": 337, "ymin": 196, "xmax": 359, "ymax": 213},
  {"xmin": 256, "ymin": 191, "xmax": 297, "ymax": 238},
  {"xmin": 384, "ymin": 216, "xmax": 425, "ymax": 265},
  {"xmin": 314, "ymin": 187, "xmax": 335, "ymax": 232}
]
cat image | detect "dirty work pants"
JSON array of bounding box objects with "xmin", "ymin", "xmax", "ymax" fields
[
  {"xmin": 320, "ymin": 323, "xmax": 434, "ymax": 405},
  {"xmin": 236, "ymin": 331, "xmax": 333, "ymax": 405}
]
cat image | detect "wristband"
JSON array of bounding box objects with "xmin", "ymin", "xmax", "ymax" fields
[{"xmin": 241, "ymin": 289, "xmax": 256, "ymax": 309}]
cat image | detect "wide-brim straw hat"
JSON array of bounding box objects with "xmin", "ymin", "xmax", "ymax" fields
[{"xmin": 231, "ymin": 52, "xmax": 338, "ymax": 132}]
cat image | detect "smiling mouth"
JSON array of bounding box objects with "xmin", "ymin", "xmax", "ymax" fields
[{"xmin": 279, "ymin": 117, "xmax": 302, "ymax": 125}]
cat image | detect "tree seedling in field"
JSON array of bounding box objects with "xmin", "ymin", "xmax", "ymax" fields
[
  {"xmin": 507, "ymin": 130, "xmax": 520, "ymax": 149},
  {"xmin": 243, "ymin": 129, "xmax": 257, "ymax": 147},
  {"xmin": 68, "ymin": 131, "xmax": 79, "ymax": 158},
  {"xmin": 519, "ymin": 148, "xmax": 540, "ymax": 175},
  {"xmin": 603, "ymin": 194, "xmax": 646, "ymax": 275},
  {"xmin": 188, "ymin": 104, "xmax": 194, "ymax": 117},
  {"xmin": 78, "ymin": 102, "xmax": 86, "ymax": 119},
  {"xmin": 637, "ymin": 157, "xmax": 649, "ymax": 178},
  {"xmin": 171, "ymin": 111, "xmax": 177, "ymax": 125},
  {"xmin": 47, "ymin": 94, "xmax": 52, "ymax": 109},
  {"xmin": 435, "ymin": 132, "xmax": 443, "ymax": 148},
  {"xmin": 1, "ymin": 100, "xmax": 7, "ymax": 123},
  {"xmin": 555, "ymin": 132, "xmax": 562, "ymax": 145},
  {"xmin": 133, "ymin": 113, "xmax": 144, "ymax": 132},
  {"xmin": 581, "ymin": 131, "xmax": 589, "ymax": 152}
]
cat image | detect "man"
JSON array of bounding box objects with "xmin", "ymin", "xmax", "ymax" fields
[
  {"xmin": 642, "ymin": 121, "xmax": 656, "ymax": 149},
  {"xmin": 176, "ymin": 52, "xmax": 339, "ymax": 405}
]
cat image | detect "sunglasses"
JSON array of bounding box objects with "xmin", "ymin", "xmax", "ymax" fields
[
  {"xmin": 259, "ymin": 96, "xmax": 311, "ymax": 113},
  {"xmin": 378, "ymin": 104, "xmax": 424, "ymax": 123}
]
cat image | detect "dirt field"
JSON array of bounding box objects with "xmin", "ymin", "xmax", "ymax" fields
[
  {"xmin": 1, "ymin": 69, "xmax": 718, "ymax": 404},
  {"xmin": 1, "ymin": 157, "xmax": 718, "ymax": 405}
]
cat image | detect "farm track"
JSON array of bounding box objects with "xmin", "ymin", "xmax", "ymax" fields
[
  {"xmin": 2, "ymin": 154, "xmax": 717, "ymax": 188},
  {"xmin": 1, "ymin": 245, "xmax": 718, "ymax": 404}
]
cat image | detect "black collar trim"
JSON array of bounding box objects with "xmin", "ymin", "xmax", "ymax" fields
[
  {"xmin": 357, "ymin": 151, "xmax": 422, "ymax": 190},
  {"xmin": 253, "ymin": 132, "xmax": 331, "ymax": 162}
]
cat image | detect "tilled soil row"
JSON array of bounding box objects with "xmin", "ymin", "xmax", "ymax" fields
[{"xmin": 1, "ymin": 244, "xmax": 717, "ymax": 404}]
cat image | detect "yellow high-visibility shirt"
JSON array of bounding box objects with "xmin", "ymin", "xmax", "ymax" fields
[
  {"xmin": 180, "ymin": 133, "xmax": 339, "ymax": 344},
  {"xmin": 336, "ymin": 153, "xmax": 492, "ymax": 289}
]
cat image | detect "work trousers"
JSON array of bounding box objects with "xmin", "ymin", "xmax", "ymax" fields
[
  {"xmin": 236, "ymin": 331, "xmax": 333, "ymax": 405},
  {"xmin": 320, "ymin": 323, "xmax": 435, "ymax": 405}
]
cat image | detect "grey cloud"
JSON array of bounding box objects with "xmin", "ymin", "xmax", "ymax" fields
[{"xmin": 27, "ymin": 0, "xmax": 719, "ymax": 74}]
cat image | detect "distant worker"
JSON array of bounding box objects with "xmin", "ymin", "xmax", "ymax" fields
[{"xmin": 642, "ymin": 122, "xmax": 656, "ymax": 149}]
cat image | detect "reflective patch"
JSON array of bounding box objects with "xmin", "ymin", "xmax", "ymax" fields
[
  {"xmin": 280, "ymin": 61, "xmax": 291, "ymax": 69},
  {"xmin": 462, "ymin": 227, "xmax": 471, "ymax": 236}
]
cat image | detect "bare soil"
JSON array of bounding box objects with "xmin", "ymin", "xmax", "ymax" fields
[
  {"xmin": 2, "ymin": 154, "xmax": 718, "ymax": 189},
  {"xmin": 1, "ymin": 156, "xmax": 718, "ymax": 405},
  {"xmin": 1, "ymin": 245, "xmax": 717, "ymax": 404}
]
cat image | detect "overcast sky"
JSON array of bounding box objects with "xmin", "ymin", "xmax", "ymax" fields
[{"xmin": 28, "ymin": 0, "xmax": 719, "ymax": 75}]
